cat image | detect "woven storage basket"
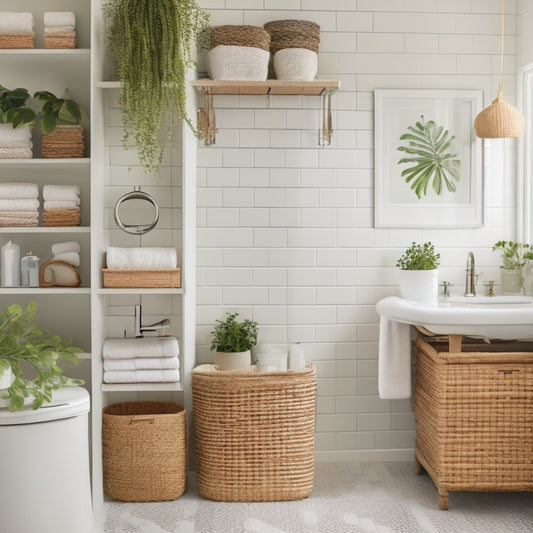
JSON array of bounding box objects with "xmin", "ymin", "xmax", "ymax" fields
[
  {"xmin": 264, "ymin": 20, "xmax": 320, "ymax": 56},
  {"xmin": 207, "ymin": 45, "xmax": 269, "ymax": 81},
  {"xmin": 102, "ymin": 401, "xmax": 187, "ymax": 502},
  {"xmin": 0, "ymin": 34, "xmax": 34, "ymax": 48},
  {"xmin": 192, "ymin": 364, "xmax": 317, "ymax": 502},
  {"xmin": 44, "ymin": 30, "xmax": 76, "ymax": 49},
  {"xmin": 414, "ymin": 336, "xmax": 533, "ymax": 510},
  {"xmin": 42, "ymin": 125, "xmax": 85, "ymax": 158},
  {"xmin": 102, "ymin": 268, "xmax": 181, "ymax": 288},
  {"xmin": 273, "ymin": 48, "xmax": 318, "ymax": 81},
  {"xmin": 210, "ymin": 25, "xmax": 270, "ymax": 51}
]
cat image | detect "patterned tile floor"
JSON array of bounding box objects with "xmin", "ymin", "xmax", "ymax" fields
[{"xmin": 95, "ymin": 462, "xmax": 533, "ymax": 532}]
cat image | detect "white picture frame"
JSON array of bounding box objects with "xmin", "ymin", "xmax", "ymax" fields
[{"xmin": 374, "ymin": 89, "xmax": 483, "ymax": 228}]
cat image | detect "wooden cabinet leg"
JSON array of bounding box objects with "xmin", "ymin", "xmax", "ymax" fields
[
  {"xmin": 414, "ymin": 457, "xmax": 424, "ymax": 475},
  {"xmin": 438, "ymin": 488, "xmax": 449, "ymax": 510}
]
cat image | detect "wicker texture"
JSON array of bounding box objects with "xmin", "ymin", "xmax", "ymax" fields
[
  {"xmin": 210, "ymin": 25, "xmax": 270, "ymax": 51},
  {"xmin": 102, "ymin": 268, "xmax": 181, "ymax": 288},
  {"xmin": 414, "ymin": 336, "xmax": 533, "ymax": 510},
  {"xmin": 0, "ymin": 34, "xmax": 34, "ymax": 48},
  {"xmin": 474, "ymin": 93, "xmax": 524, "ymax": 138},
  {"xmin": 42, "ymin": 125, "xmax": 85, "ymax": 158},
  {"xmin": 102, "ymin": 401, "xmax": 187, "ymax": 502},
  {"xmin": 44, "ymin": 30, "xmax": 76, "ymax": 49},
  {"xmin": 207, "ymin": 45, "xmax": 269, "ymax": 81},
  {"xmin": 42, "ymin": 208, "xmax": 80, "ymax": 226},
  {"xmin": 273, "ymin": 48, "xmax": 318, "ymax": 81},
  {"xmin": 39, "ymin": 259, "xmax": 81, "ymax": 287},
  {"xmin": 264, "ymin": 20, "xmax": 320, "ymax": 56},
  {"xmin": 192, "ymin": 364, "xmax": 317, "ymax": 502}
]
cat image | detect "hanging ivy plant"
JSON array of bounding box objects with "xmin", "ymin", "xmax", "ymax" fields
[
  {"xmin": 397, "ymin": 115, "xmax": 461, "ymax": 199},
  {"xmin": 103, "ymin": 0, "xmax": 209, "ymax": 174}
]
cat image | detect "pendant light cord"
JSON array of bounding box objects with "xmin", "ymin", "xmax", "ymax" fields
[{"xmin": 498, "ymin": 0, "xmax": 505, "ymax": 95}]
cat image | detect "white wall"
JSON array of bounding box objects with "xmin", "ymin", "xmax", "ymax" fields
[
  {"xmin": 195, "ymin": 0, "xmax": 520, "ymax": 459},
  {"xmin": 518, "ymin": 0, "xmax": 533, "ymax": 68}
]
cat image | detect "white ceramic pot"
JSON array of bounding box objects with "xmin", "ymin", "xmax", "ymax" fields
[
  {"xmin": 214, "ymin": 350, "xmax": 252, "ymax": 371},
  {"xmin": 398, "ymin": 269, "xmax": 439, "ymax": 301},
  {"xmin": 500, "ymin": 267, "xmax": 523, "ymax": 294}
]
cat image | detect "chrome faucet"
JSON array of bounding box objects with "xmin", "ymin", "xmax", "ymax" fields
[
  {"xmin": 465, "ymin": 251, "xmax": 476, "ymax": 297},
  {"xmin": 135, "ymin": 305, "xmax": 170, "ymax": 337}
]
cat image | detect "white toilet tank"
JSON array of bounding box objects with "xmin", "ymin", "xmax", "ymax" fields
[{"xmin": 0, "ymin": 386, "xmax": 92, "ymax": 533}]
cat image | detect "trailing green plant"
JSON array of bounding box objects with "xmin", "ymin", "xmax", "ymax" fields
[
  {"xmin": 34, "ymin": 90, "xmax": 82, "ymax": 134},
  {"xmin": 210, "ymin": 312, "xmax": 258, "ymax": 353},
  {"xmin": 0, "ymin": 83, "xmax": 36, "ymax": 128},
  {"xmin": 396, "ymin": 241, "xmax": 440, "ymax": 270},
  {"xmin": 397, "ymin": 115, "xmax": 461, "ymax": 199},
  {"xmin": 492, "ymin": 240, "xmax": 532, "ymax": 269},
  {"xmin": 0, "ymin": 302, "xmax": 83, "ymax": 412},
  {"xmin": 103, "ymin": 0, "xmax": 209, "ymax": 174}
]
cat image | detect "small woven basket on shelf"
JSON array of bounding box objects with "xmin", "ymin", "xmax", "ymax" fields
[
  {"xmin": 41, "ymin": 125, "xmax": 85, "ymax": 158},
  {"xmin": 264, "ymin": 20, "xmax": 320, "ymax": 55},
  {"xmin": 192, "ymin": 364, "xmax": 317, "ymax": 502},
  {"xmin": 102, "ymin": 401, "xmax": 187, "ymax": 502},
  {"xmin": 209, "ymin": 25, "xmax": 270, "ymax": 51},
  {"xmin": 102, "ymin": 268, "xmax": 181, "ymax": 288},
  {"xmin": 0, "ymin": 34, "xmax": 34, "ymax": 48},
  {"xmin": 44, "ymin": 30, "xmax": 76, "ymax": 49}
]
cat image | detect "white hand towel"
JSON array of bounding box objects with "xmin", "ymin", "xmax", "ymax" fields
[
  {"xmin": 43, "ymin": 185, "xmax": 80, "ymax": 202},
  {"xmin": 44, "ymin": 200, "xmax": 80, "ymax": 209},
  {"xmin": 103, "ymin": 369, "xmax": 180, "ymax": 383},
  {"xmin": 0, "ymin": 182, "xmax": 38, "ymax": 199},
  {"xmin": 378, "ymin": 317, "xmax": 412, "ymax": 399},
  {"xmin": 45, "ymin": 25, "xmax": 75, "ymax": 33},
  {"xmin": 53, "ymin": 251, "xmax": 80, "ymax": 266},
  {"xmin": 106, "ymin": 247, "xmax": 178, "ymax": 269},
  {"xmin": 43, "ymin": 12, "xmax": 76, "ymax": 29},
  {"xmin": 0, "ymin": 123, "xmax": 32, "ymax": 147},
  {"xmin": 104, "ymin": 356, "xmax": 179, "ymax": 371},
  {"xmin": 0, "ymin": 12, "xmax": 34, "ymax": 35},
  {"xmin": 51, "ymin": 241, "xmax": 80, "ymax": 255},
  {"xmin": 0, "ymin": 198, "xmax": 39, "ymax": 211},
  {"xmin": 103, "ymin": 337, "xmax": 180, "ymax": 359},
  {"xmin": 0, "ymin": 147, "xmax": 32, "ymax": 159}
]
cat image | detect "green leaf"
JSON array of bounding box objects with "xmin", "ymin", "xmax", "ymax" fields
[{"xmin": 41, "ymin": 115, "xmax": 57, "ymax": 135}]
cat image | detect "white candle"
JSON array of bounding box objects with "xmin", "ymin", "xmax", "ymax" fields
[{"xmin": 1, "ymin": 239, "xmax": 20, "ymax": 287}]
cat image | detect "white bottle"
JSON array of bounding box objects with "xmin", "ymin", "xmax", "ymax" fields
[
  {"xmin": 21, "ymin": 251, "xmax": 39, "ymax": 288},
  {"xmin": 1, "ymin": 239, "xmax": 20, "ymax": 287}
]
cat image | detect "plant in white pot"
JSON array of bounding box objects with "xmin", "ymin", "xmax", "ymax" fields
[
  {"xmin": 396, "ymin": 241, "xmax": 440, "ymax": 300},
  {"xmin": 0, "ymin": 302, "xmax": 83, "ymax": 411},
  {"xmin": 492, "ymin": 240, "xmax": 531, "ymax": 294},
  {"xmin": 210, "ymin": 312, "xmax": 258, "ymax": 371}
]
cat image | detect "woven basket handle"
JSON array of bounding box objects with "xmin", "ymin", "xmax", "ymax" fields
[{"xmin": 130, "ymin": 415, "xmax": 155, "ymax": 424}]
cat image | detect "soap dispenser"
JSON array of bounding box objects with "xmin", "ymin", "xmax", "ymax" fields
[
  {"xmin": 21, "ymin": 250, "xmax": 39, "ymax": 287},
  {"xmin": 1, "ymin": 239, "xmax": 20, "ymax": 287}
]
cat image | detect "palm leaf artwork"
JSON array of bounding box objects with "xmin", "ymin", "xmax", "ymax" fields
[{"xmin": 397, "ymin": 116, "xmax": 461, "ymax": 199}]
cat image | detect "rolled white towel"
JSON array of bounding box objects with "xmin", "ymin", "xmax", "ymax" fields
[
  {"xmin": 43, "ymin": 12, "xmax": 76, "ymax": 29},
  {"xmin": 0, "ymin": 198, "xmax": 39, "ymax": 211},
  {"xmin": 106, "ymin": 247, "xmax": 178, "ymax": 269},
  {"xmin": 0, "ymin": 124, "xmax": 32, "ymax": 148},
  {"xmin": 51, "ymin": 241, "xmax": 80, "ymax": 255},
  {"xmin": 44, "ymin": 25, "xmax": 75, "ymax": 33},
  {"xmin": 104, "ymin": 356, "xmax": 179, "ymax": 371},
  {"xmin": 43, "ymin": 200, "xmax": 80, "ymax": 209},
  {"xmin": 43, "ymin": 185, "xmax": 80, "ymax": 202},
  {"xmin": 0, "ymin": 12, "xmax": 34, "ymax": 35},
  {"xmin": 0, "ymin": 182, "xmax": 38, "ymax": 199},
  {"xmin": 53, "ymin": 251, "xmax": 79, "ymax": 267},
  {"xmin": 103, "ymin": 336, "xmax": 180, "ymax": 359},
  {"xmin": 103, "ymin": 368, "xmax": 180, "ymax": 383},
  {"xmin": 0, "ymin": 147, "xmax": 32, "ymax": 159}
]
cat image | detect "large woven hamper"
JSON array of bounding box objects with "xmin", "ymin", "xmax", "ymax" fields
[
  {"xmin": 102, "ymin": 401, "xmax": 187, "ymax": 502},
  {"xmin": 414, "ymin": 336, "xmax": 533, "ymax": 510},
  {"xmin": 192, "ymin": 364, "xmax": 317, "ymax": 501}
]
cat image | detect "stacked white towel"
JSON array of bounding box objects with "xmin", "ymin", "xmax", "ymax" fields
[
  {"xmin": 0, "ymin": 12, "xmax": 34, "ymax": 35},
  {"xmin": 42, "ymin": 185, "xmax": 80, "ymax": 226},
  {"xmin": 0, "ymin": 124, "xmax": 33, "ymax": 159},
  {"xmin": 51, "ymin": 241, "xmax": 80, "ymax": 266},
  {"xmin": 102, "ymin": 336, "xmax": 180, "ymax": 384},
  {"xmin": 44, "ymin": 12, "xmax": 76, "ymax": 49},
  {"xmin": 106, "ymin": 247, "xmax": 178, "ymax": 269},
  {"xmin": 0, "ymin": 182, "xmax": 39, "ymax": 226}
]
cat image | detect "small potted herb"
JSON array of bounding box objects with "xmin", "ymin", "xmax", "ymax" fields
[
  {"xmin": 492, "ymin": 241, "xmax": 531, "ymax": 294},
  {"xmin": 396, "ymin": 242, "xmax": 440, "ymax": 300},
  {"xmin": 210, "ymin": 312, "xmax": 258, "ymax": 371},
  {"xmin": 0, "ymin": 302, "xmax": 84, "ymax": 412}
]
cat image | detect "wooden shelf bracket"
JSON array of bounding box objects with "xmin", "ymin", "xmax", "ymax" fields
[{"xmin": 196, "ymin": 85, "xmax": 216, "ymax": 146}]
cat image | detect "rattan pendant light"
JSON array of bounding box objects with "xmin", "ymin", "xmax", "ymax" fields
[{"xmin": 474, "ymin": 0, "xmax": 524, "ymax": 138}]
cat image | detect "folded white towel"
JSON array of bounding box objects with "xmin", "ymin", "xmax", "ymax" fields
[
  {"xmin": 0, "ymin": 147, "xmax": 32, "ymax": 159},
  {"xmin": 103, "ymin": 337, "xmax": 180, "ymax": 359},
  {"xmin": 44, "ymin": 200, "xmax": 80, "ymax": 209},
  {"xmin": 104, "ymin": 356, "xmax": 179, "ymax": 371},
  {"xmin": 44, "ymin": 25, "xmax": 75, "ymax": 33},
  {"xmin": 0, "ymin": 198, "xmax": 39, "ymax": 211},
  {"xmin": 0, "ymin": 12, "xmax": 34, "ymax": 35},
  {"xmin": 53, "ymin": 251, "xmax": 80, "ymax": 266},
  {"xmin": 43, "ymin": 185, "xmax": 80, "ymax": 202},
  {"xmin": 0, "ymin": 124, "xmax": 32, "ymax": 148},
  {"xmin": 0, "ymin": 182, "xmax": 38, "ymax": 199},
  {"xmin": 103, "ymin": 368, "xmax": 180, "ymax": 383},
  {"xmin": 43, "ymin": 12, "xmax": 76, "ymax": 29},
  {"xmin": 106, "ymin": 247, "xmax": 178, "ymax": 269},
  {"xmin": 51, "ymin": 241, "xmax": 80, "ymax": 255},
  {"xmin": 378, "ymin": 317, "xmax": 412, "ymax": 400}
]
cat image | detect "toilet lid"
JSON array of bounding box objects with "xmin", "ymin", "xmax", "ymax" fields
[{"xmin": 0, "ymin": 386, "xmax": 90, "ymax": 425}]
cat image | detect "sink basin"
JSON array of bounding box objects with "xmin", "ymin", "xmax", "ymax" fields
[{"xmin": 376, "ymin": 295, "xmax": 533, "ymax": 339}]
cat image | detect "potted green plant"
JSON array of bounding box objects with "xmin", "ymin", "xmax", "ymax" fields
[
  {"xmin": 0, "ymin": 302, "xmax": 84, "ymax": 412},
  {"xmin": 396, "ymin": 241, "xmax": 441, "ymax": 300},
  {"xmin": 103, "ymin": 0, "xmax": 209, "ymax": 174},
  {"xmin": 34, "ymin": 90, "xmax": 85, "ymax": 158},
  {"xmin": 210, "ymin": 312, "xmax": 258, "ymax": 371},
  {"xmin": 492, "ymin": 240, "xmax": 531, "ymax": 294}
]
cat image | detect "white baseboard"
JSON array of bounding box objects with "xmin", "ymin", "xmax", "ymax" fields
[{"xmin": 315, "ymin": 448, "xmax": 415, "ymax": 463}]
